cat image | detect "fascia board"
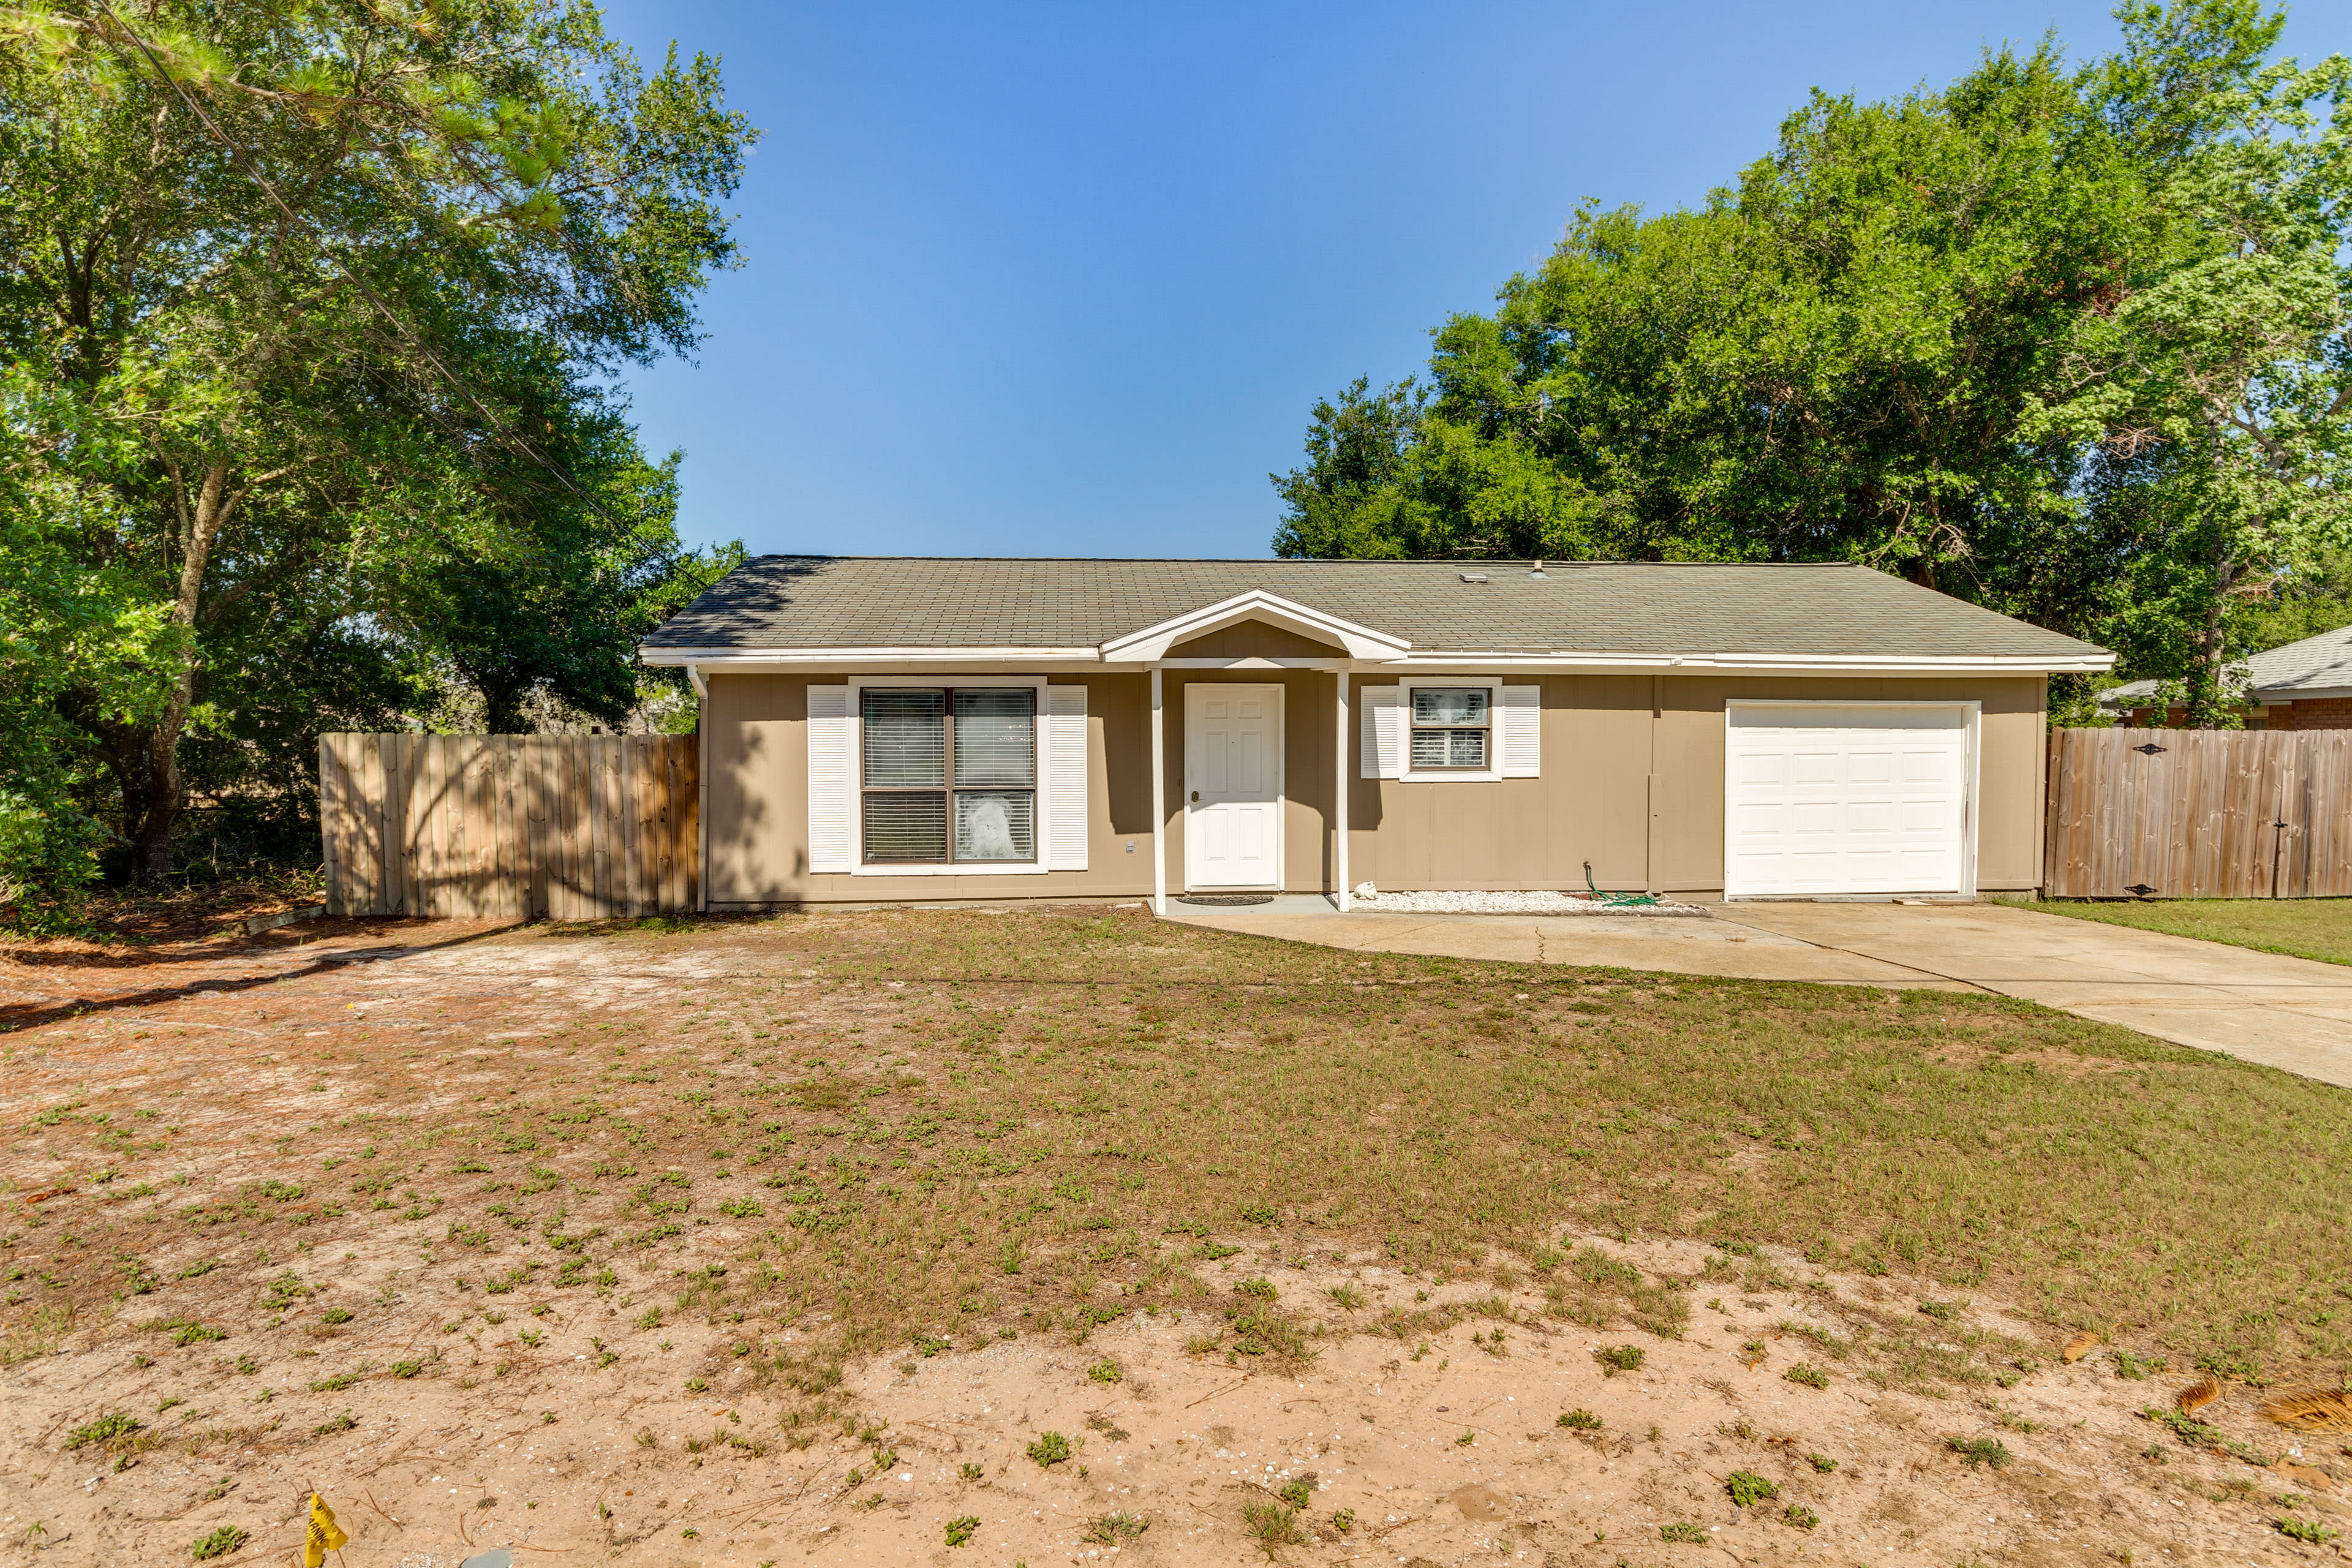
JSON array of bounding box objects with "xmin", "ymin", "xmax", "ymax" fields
[
  {"xmin": 640, "ymin": 647, "xmax": 1100, "ymax": 666},
  {"xmin": 643, "ymin": 644, "xmax": 2114, "ymax": 676},
  {"xmin": 1386, "ymin": 650, "xmax": 2115, "ymax": 675}
]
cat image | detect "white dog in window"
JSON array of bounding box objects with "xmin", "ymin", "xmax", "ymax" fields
[{"xmin": 962, "ymin": 797, "xmax": 1019, "ymax": 859}]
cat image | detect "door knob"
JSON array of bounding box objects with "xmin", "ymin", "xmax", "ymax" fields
[{"xmin": 1190, "ymin": 790, "xmax": 1200, "ymax": 802}]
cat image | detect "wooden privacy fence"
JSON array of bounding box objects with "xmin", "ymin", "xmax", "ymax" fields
[
  {"xmin": 2045, "ymin": 727, "xmax": 2352, "ymax": 898},
  {"xmin": 320, "ymin": 733, "xmax": 698, "ymax": 919}
]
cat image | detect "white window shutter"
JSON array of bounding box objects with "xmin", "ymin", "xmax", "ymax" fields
[
  {"xmin": 807, "ymin": 684, "xmax": 854, "ymax": 873},
  {"xmin": 1500, "ymin": 685, "xmax": 1540, "ymax": 777},
  {"xmin": 1360, "ymin": 685, "xmax": 1403, "ymax": 779},
  {"xmin": 1044, "ymin": 683, "xmax": 1088, "ymax": 870}
]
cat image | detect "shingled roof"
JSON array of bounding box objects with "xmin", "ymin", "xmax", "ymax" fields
[
  {"xmin": 2103, "ymin": 622, "xmax": 2352, "ymax": 704},
  {"xmin": 641, "ymin": 556, "xmax": 2109, "ymax": 664}
]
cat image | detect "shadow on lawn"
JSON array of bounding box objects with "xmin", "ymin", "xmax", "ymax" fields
[{"xmin": 0, "ymin": 918, "xmax": 527, "ymax": 1033}]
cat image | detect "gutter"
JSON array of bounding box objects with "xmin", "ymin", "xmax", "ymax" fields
[{"xmin": 640, "ymin": 646, "xmax": 2114, "ymax": 677}]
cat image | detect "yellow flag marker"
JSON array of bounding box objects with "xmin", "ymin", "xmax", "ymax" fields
[{"xmin": 302, "ymin": 1492, "xmax": 349, "ymax": 1568}]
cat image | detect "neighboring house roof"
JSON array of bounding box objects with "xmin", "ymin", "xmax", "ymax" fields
[
  {"xmin": 641, "ymin": 556, "xmax": 2111, "ymax": 669},
  {"xmin": 2101, "ymin": 623, "xmax": 2352, "ymax": 706}
]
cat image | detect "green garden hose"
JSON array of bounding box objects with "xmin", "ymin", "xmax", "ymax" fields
[{"xmin": 1585, "ymin": 860, "xmax": 1660, "ymax": 907}]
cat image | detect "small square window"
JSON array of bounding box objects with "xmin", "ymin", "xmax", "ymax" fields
[{"xmin": 1409, "ymin": 686, "xmax": 1491, "ymax": 771}]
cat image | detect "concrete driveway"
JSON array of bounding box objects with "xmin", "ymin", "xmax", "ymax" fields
[{"xmin": 1166, "ymin": 897, "xmax": 2352, "ymax": 1088}]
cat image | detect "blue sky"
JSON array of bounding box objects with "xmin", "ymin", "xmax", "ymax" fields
[{"xmin": 594, "ymin": 1, "xmax": 2282, "ymax": 562}]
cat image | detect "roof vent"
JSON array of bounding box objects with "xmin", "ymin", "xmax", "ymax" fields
[
  {"xmin": 1459, "ymin": 571, "xmax": 1489, "ymax": 584},
  {"xmin": 1529, "ymin": 559, "xmax": 1547, "ymax": 579}
]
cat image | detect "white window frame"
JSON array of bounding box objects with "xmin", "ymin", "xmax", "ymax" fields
[
  {"xmin": 1721, "ymin": 698, "xmax": 1981, "ymax": 900},
  {"xmin": 1400, "ymin": 676, "xmax": 1505, "ymax": 782},
  {"xmin": 845, "ymin": 675, "xmax": 1052, "ymax": 876}
]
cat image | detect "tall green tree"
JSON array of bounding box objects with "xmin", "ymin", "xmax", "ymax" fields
[
  {"xmin": 1278, "ymin": 46, "xmax": 2155, "ymax": 585},
  {"xmin": 379, "ymin": 344, "xmax": 739, "ymax": 737},
  {"xmin": 0, "ymin": 0, "xmax": 755, "ymax": 878},
  {"xmin": 0, "ymin": 366, "xmax": 176, "ymax": 923},
  {"xmin": 2026, "ymin": 2, "xmax": 2351, "ymax": 725},
  {"xmin": 1273, "ymin": 1, "xmax": 2351, "ymax": 726}
]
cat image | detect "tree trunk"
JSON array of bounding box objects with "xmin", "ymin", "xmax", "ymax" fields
[
  {"xmin": 2188, "ymin": 519, "xmax": 2239, "ymax": 731},
  {"xmin": 483, "ymin": 682, "xmax": 532, "ymax": 736},
  {"xmin": 132, "ymin": 462, "xmax": 235, "ymax": 880}
]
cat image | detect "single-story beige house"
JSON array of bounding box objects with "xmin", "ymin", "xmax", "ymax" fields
[{"xmin": 638, "ymin": 556, "xmax": 2112, "ymax": 911}]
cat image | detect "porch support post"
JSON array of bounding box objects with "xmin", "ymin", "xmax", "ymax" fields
[
  {"xmin": 1150, "ymin": 665, "xmax": 1167, "ymax": 916},
  {"xmin": 1333, "ymin": 668, "xmax": 1350, "ymax": 911}
]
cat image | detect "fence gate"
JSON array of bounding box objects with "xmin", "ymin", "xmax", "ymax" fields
[
  {"xmin": 319, "ymin": 733, "xmax": 699, "ymax": 919},
  {"xmin": 2045, "ymin": 728, "xmax": 2352, "ymax": 898}
]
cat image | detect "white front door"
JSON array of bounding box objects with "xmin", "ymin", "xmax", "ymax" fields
[
  {"xmin": 1724, "ymin": 703, "xmax": 1974, "ymax": 897},
  {"xmin": 1185, "ymin": 684, "xmax": 1283, "ymax": 889}
]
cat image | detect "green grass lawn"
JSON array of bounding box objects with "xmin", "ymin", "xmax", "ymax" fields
[
  {"xmin": 7, "ymin": 907, "xmax": 2350, "ymax": 1405},
  {"xmin": 2013, "ymin": 895, "xmax": 2352, "ymax": 966}
]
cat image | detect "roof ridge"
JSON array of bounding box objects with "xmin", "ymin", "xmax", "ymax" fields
[{"xmin": 741, "ymin": 554, "xmax": 1863, "ymax": 567}]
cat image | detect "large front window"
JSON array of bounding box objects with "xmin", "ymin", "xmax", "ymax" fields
[
  {"xmin": 1409, "ymin": 686, "xmax": 1490, "ymax": 769},
  {"xmin": 861, "ymin": 688, "xmax": 1036, "ymax": 863}
]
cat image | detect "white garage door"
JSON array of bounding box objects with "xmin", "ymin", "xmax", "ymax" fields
[{"xmin": 1725, "ymin": 704, "xmax": 1973, "ymax": 897}]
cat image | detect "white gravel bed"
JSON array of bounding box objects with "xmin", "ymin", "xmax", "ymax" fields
[{"xmin": 1351, "ymin": 888, "xmax": 1711, "ymax": 916}]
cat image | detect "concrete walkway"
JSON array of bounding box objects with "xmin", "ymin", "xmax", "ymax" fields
[{"xmin": 1164, "ymin": 896, "xmax": 2352, "ymax": 1088}]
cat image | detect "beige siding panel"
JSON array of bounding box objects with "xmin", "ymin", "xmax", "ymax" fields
[
  {"xmin": 1155, "ymin": 670, "xmax": 1332, "ymax": 895},
  {"xmin": 701, "ymin": 672, "xmax": 1158, "ymax": 906},
  {"xmin": 1346, "ymin": 675, "xmax": 1650, "ymax": 894},
  {"xmin": 696, "ymin": 668, "xmax": 1157, "ymax": 907},
  {"xmin": 1164, "ymin": 620, "xmax": 1344, "ymax": 660}
]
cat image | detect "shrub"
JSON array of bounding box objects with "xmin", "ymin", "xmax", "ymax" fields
[
  {"xmin": 1948, "ymin": 1434, "xmax": 2013, "ymax": 1469},
  {"xmin": 943, "ymin": 1515, "xmax": 980, "ymax": 1548},
  {"xmin": 1784, "ymin": 1362, "xmax": 1830, "ymax": 1389},
  {"xmin": 66, "ymin": 1412, "xmax": 143, "ymax": 1450},
  {"xmin": 1660, "ymin": 1521, "xmax": 1709, "ymax": 1542},
  {"xmin": 2140, "ymin": 1406, "xmax": 2222, "ymax": 1446},
  {"xmin": 1783, "ymin": 1503, "xmax": 1820, "ymax": 1529},
  {"xmin": 1241, "ymin": 1499, "xmax": 1304, "ymax": 1553},
  {"xmin": 0, "ymin": 788, "xmax": 105, "ymax": 937},
  {"xmin": 1557, "ymin": 1408, "xmax": 1602, "ymax": 1431},
  {"xmin": 1082, "ymin": 1510, "xmax": 1149, "ymax": 1544},
  {"xmin": 1726, "ymin": 1470, "xmax": 1779, "ymax": 1507},
  {"xmin": 1026, "ymin": 1431, "xmax": 1071, "ymax": 1467},
  {"xmin": 1594, "ymin": 1344, "xmax": 1644, "ymax": 1375},
  {"xmin": 189, "ymin": 1525, "xmax": 248, "ymax": 1560}
]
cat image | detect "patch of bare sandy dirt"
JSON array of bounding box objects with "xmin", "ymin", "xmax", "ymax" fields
[{"xmin": 2, "ymin": 1239, "xmax": 2347, "ymax": 1567}]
